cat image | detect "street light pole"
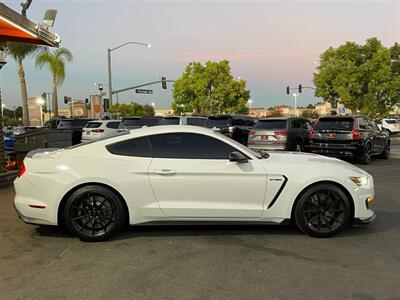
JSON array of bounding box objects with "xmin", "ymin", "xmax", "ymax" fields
[
  {"xmin": 293, "ymin": 93, "xmax": 298, "ymax": 117},
  {"xmin": 107, "ymin": 49, "xmax": 112, "ymax": 107},
  {"xmin": 107, "ymin": 41, "xmax": 151, "ymax": 107}
]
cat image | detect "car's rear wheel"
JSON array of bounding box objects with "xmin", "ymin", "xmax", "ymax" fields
[
  {"xmin": 63, "ymin": 185, "xmax": 126, "ymax": 242},
  {"xmin": 294, "ymin": 140, "xmax": 304, "ymax": 152},
  {"xmin": 294, "ymin": 183, "xmax": 351, "ymax": 238},
  {"xmin": 378, "ymin": 142, "xmax": 390, "ymax": 159},
  {"xmin": 358, "ymin": 143, "xmax": 371, "ymax": 164}
]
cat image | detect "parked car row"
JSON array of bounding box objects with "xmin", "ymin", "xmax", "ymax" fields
[{"xmin": 5, "ymin": 114, "xmax": 395, "ymax": 166}]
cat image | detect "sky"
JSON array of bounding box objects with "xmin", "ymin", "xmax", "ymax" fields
[{"xmin": 1, "ymin": 0, "xmax": 400, "ymax": 110}]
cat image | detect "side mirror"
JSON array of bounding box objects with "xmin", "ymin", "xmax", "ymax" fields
[{"xmin": 229, "ymin": 151, "xmax": 248, "ymax": 163}]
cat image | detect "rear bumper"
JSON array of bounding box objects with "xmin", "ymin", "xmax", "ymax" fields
[
  {"xmin": 248, "ymin": 144, "xmax": 287, "ymax": 151},
  {"xmin": 307, "ymin": 143, "xmax": 361, "ymax": 157}
]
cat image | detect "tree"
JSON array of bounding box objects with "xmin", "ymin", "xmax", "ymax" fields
[
  {"xmin": 306, "ymin": 104, "xmax": 315, "ymax": 109},
  {"xmin": 301, "ymin": 109, "xmax": 320, "ymax": 120},
  {"xmin": 6, "ymin": 43, "xmax": 39, "ymax": 125},
  {"xmin": 108, "ymin": 102, "xmax": 155, "ymax": 117},
  {"xmin": 172, "ymin": 60, "xmax": 250, "ymax": 115},
  {"xmin": 35, "ymin": 48, "xmax": 73, "ymax": 117},
  {"xmin": 313, "ymin": 38, "xmax": 400, "ymax": 118}
]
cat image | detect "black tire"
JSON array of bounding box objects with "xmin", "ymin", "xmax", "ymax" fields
[
  {"xmin": 63, "ymin": 185, "xmax": 126, "ymax": 242},
  {"xmin": 294, "ymin": 183, "xmax": 351, "ymax": 238},
  {"xmin": 293, "ymin": 140, "xmax": 304, "ymax": 152},
  {"xmin": 378, "ymin": 142, "xmax": 390, "ymax": 159},
  {"xmin": 358, "ymin": 143, "xmax": 371, "ymax": 164}
]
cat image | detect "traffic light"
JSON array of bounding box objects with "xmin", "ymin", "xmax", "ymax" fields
[
  {"xmin": 41, "ymin": 92, "xmax": 47, "ymax": 100},
  {"xmin": 64, "ymin": 96, "xmax": 71, "ymax": 104},
  {"xmin": 286, "ymin": 86, "xmax": 290, "ymax": 94},
  {"xmin": 85, "ymin": 98, "xmax": 89, "ymax": 105},
  {"xmin": 298, "ymin": 84, "xmax": 302, "ymax": 93},
  {"xmin": 161, "ymin": 77, "xmax": 167, "ymax": 89}
]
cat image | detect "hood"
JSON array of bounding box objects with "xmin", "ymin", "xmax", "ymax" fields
[{"xmin": 266, "ymin": 151, "xmax": 369, "ymax": 175}]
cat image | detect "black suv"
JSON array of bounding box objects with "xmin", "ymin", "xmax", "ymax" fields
[
  {"xmin": 248, "ymin": 117, "xmax": 312, "ymax": 152},
  {"xmin": 205, "ymin": 115, "xmax": 255, "ymax": 145},
  {"xmin": 308, "ymin": 116, "xmax": 390, "ymax": 164},
  {"xmin": 119, "ymin": 116, "xmax": 163, "ymax": 130}
]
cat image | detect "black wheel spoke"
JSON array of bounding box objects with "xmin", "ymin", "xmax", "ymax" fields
[{"xmin": 72, "ymin": 214, "xmax": 91, "ymax": 221}]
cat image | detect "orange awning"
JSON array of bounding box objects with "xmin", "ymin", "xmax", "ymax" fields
[{"xmin": 0, "ymin": 3, "xmax": 59, "ymax": 47}]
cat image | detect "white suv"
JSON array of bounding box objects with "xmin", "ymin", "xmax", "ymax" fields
[
  {"xmin": 161, "ymin": 116, "xmax": 207, "ymax": 126},
  {"xmin": 376, "ymin": 119, "xmax": 400, "ymax": 134},
  {"xmin": 82, "ymin": 120, "xmax": 121, "ymax": 141}
]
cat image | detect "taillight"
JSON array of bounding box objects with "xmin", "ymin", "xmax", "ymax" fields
[
  {"xmin": 352, "ymin": 130, "xmax": 361, "ymax": 140},
  {"xmin": 274, "ymin": 131, "xmax": 287, "ymax": 141},
  {"xmin": 274, "ymin": 131, "xmax": 288, "ymax": 136},
  {"xmin": 18, "ymin": 163, "xmax": 26, "ymax": 178},
  {"xmin": 249, "ymin": 130, "xmax": 256, "ymax": 136},
  {"xmin": 228, "ymin": 126, "xmax": 235, "ymax": 133},
  {"xmin": 92, "ymin": 129, "xmax": 104, "ymax": 133},
  {"xmin": 352, "ymin": 120, "xmax": 361, "ymax": 140}
]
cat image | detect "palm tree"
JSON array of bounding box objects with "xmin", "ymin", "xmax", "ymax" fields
[
  {"xmin": 35, "ymin": 48, "xmax": 73, "ymax": 117},
  {"xmin": 6, "ymin": 42, "xmax": 38, "ymax": 125}
]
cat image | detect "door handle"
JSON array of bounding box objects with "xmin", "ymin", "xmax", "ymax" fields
[{"xmin": 154, "ymin": 169, "xmax": 177, "ymax": 176}]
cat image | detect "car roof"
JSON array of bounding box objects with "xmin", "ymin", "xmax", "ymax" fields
[{"xmin": 88, "ymin": 119, "xmax": 120, "ymax": 123}]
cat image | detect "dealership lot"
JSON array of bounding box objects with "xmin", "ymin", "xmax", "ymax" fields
[{"xmin": 1, "ymin": 159, "xmax": 400, "ymax": 299}]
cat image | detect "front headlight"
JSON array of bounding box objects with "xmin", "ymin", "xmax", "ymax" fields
[{"xmin": 350, "ymin": 176, "xmax": 368, "ymax": 186}]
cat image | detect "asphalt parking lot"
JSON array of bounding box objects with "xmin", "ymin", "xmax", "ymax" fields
[{"xmin": 1, "ymin": 158, "xmax": 400, "ymax": 300}]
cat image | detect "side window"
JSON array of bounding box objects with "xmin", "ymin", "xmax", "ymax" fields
[
  {"xmin": 302, "ymin": 120, "xmax": 312, "ymax": 130},
  {"xmin": 232, "ymin": 119, "xmax": 246, "ymax": 126},
  {"xmin": 245, "ymin": 119, "xmax": 254, "ymax": 126},
  {"xmin": 106, "ymin": 122, "xmax": 121, "ymax": 129},
  {"xmin": 358, "ymin": 118, "xmax": 368, "ymax": 130},
  {"xmin": 106, "ymin": 137, "xmax": 152, "ymax": 157},
  {"xmin": 291, "ymin": 120, "xmax": 301, "ymax": 129},
  {"xmin": 148, "ymin": 133, "xmax": 240, "ymax": 159},
  {"xmin": 186, "ymin": 118, "xmax": 198, "ymax": 126}
]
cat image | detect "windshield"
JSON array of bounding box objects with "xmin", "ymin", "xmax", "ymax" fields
[
  {"xmin": 315, "ymin": 118, "xmax": 354, "ymax": 131},
  {"xmin": 255, "ymin": 120, "xmax": 287, "ymax": 130},
  {"xmin": 385, "ymin": 119, "xmax": 397, "ymax": 124},
  {"xmin": 205, "ymin": 117, "xmax": 233, "ymax": 128},
  {"xmin": 162, "ymin": 117, "xmax": 180, "ymax": 125}
]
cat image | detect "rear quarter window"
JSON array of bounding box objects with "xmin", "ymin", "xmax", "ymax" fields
[
  {"xmin": 106, "ymin": 137, "xmax": 152, "ymax": 157},
  {"xmin": 106, "ymin": 122, "xmax": 121, "ymax": 129}
]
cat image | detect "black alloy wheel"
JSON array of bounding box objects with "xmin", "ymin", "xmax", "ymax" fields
[
  {"xmin": 63, "ymin": 185, "xmax": 126, "ymax": 242},
  {"xmin": 294, "ymin": 183, "xmax": 351, "ymax": 237},
  {"xmin": 294, "ymin": 141, "xmax": 304, "ymax": 152},
  {"xmin": 379, "ymin": 142, "xmax": 390, "ymax": 159},
  {"xmin": 359, "ymin": 143, "xmax": 371, "ymax": 164}
]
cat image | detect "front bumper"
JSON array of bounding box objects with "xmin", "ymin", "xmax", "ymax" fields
[{"xmin": 354, "ymin": 212, "xmax": 376, "ymax": 225}]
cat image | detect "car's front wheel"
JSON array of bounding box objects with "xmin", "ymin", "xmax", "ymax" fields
[
  {"xmin": 378, "ymin": 142, "xmax": 390, "ymax": 159},
  {"xmin": 294, "ymin": 183, "xmax": 351, "ymax": 238},
  {"xmin": 358, "ymin": 143, "xmax": 371, "ymax": 164},
  {"xmin": 63, "ymin": 185, "xmax": 126, "ymax": 242}
]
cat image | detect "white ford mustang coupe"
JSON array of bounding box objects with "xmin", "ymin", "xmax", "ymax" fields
[{"xmin": 14, "ymin": 126, "xmax": 375, "ymax": 241}]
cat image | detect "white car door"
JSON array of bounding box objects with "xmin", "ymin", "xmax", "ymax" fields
[{"xmin": 147, "ymin": 132, "xmax": 267, "ymax": 218}]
